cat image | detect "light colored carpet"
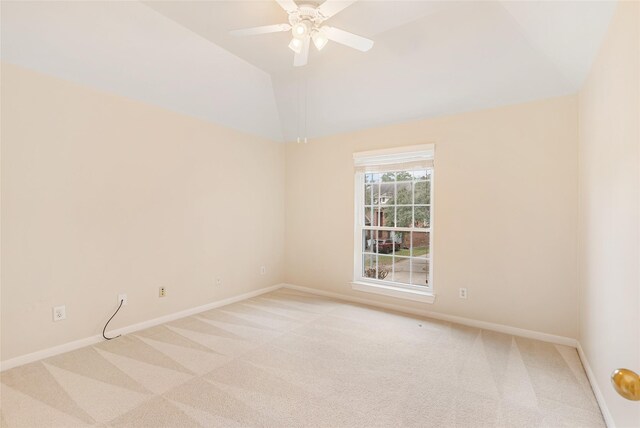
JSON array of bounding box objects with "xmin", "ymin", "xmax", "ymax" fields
[{"xmin": 0, "ymin": 289, "xmax": 604, "ymax": 427}]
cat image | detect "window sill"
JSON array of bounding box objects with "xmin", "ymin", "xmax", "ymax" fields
[{"xmin": 350, "ymin": 281, "xmax": 436, "ymax": 304}]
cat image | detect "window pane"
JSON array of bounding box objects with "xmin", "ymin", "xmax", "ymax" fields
[
  {"xmin": 381, "ymin": 172, "xmax": 395, "ymax": 182},
  {"xmin": 363, "ymin": 254, "xmax": 377, "ymax": 279},
  {"xmin": 365, "ymin": 173, "xmax": 375, "ymax": 184},
  {"xmin": 391, "ymin": 256, "xmax": 411, "ymax": 285},
  {"xmin": 410, "ymin": 258, "xmax": 429, "ymax": 286},
  {"xmin": 412, "ymin": 170, "xmax": 429, "ymax": 181},
  {"xmin": 364, "ymin": 206, "xmax": 373, "ymax": 226},
  {"xmin": 377, "ymin": 254, "xmax": 392, "ymax": 280},
  {"xmin": 411, "ymin": 232, "xmax": 430, "ymax": 257},
  {"xmin": 363, "ymin": 254, "xmax": 391, "ymax": 281},
  {"xmin": 372, "ymin": 208, "xmax": 383, "ymax": 226},
  {"xmin": 393, "ymin": 232, "xmax": 410, "ymax": 256},
  {"xmin": 379, "ymin": 182, "xmax": 394, "ymax": 206},
  {"xmin": 364, "ymin": 184, "xmax": 372, "ymax": 205},
  {"xmin": 363, "ymin": 230, "xmax": 375, "ymax": 253},
  {"xmin": 396, "ymin": 182, "xmax": 412, "ymax": 205},
  {"xmin": 373, "ymin": 182, "xmax": 381, "ymax": 205},
  {"xmin": 397, "ymin": 206, "xmax": 412, "ymax": 227},
  {"xmin": 414, "ymin": 206, "xmax": 429, "ymax": 228},
  {"xmin": 395, "ymin": 171, "xmax": 413, "ymax": 182},
  {"xmin": 374, "ymin": 229, "xmax": 398, "ymax": 255},
  {"xmin": 390, "ymin": 231, "xmax": 403, "ymax": 253},
  {"xmin": 381, "ymin": 206, "xmax": 395, "ymax": 227},
  {"xmin": 414, "ymin": 181, "xmax": 429, "ymax": 204}
]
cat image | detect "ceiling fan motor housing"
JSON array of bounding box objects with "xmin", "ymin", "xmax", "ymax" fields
[{"xmin": 288, "ymin": 4, "xmax": 326, "ymax": 34}]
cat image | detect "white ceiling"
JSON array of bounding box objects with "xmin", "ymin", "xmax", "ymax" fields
[
  {"xmin": 0, "ymin": 1, "xmax": 282, "ymax": 141},
  {"xmin": 1, "ymin": 1, "xmax": 616, "ymax": 142}
]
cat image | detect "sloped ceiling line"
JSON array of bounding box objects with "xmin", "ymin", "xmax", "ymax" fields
[
  {"xmin": 497, "ymin": 2, "xmax": 574, "ymax": 91},
  {"xmin": 1, "ymin": 0, "xmax": 616, "ymax": 143}
]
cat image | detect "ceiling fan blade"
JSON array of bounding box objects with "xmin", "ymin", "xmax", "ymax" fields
[
  {"xmin": 229, "ymin": 23, "xmax": 291, "ymax": 36},
  {"xmin": 276, "ymin": 0, "xmax": 299, "ymax": 13},
  {"xmin": 323, "ymin": 26, "xmax": 373, "ymax": 52},
  {"xmin": 317, "ymin": 0, "xmax": 357, "ymax": 18},
  {"xmin": 294, "ymin": 37, "xmax": 310, "ymax": 67}
]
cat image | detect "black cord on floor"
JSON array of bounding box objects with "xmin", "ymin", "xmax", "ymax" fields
[{"xmin": 103, "ymin": 299, "xmax": 124, "ymax": 340}]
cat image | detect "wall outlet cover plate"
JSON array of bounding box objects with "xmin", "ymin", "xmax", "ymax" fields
[
  {"xmin": 118, "ymin": 294, "xmax": 128, "ymax": 305},
  {"xmin": 53, "ymin": 305, "xmax": 66, "ymax": 321}
]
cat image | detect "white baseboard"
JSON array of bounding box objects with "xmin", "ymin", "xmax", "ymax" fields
[
  {"xmin": 0, "ymin": 283, "xmax": 284, "ymax": 372},
  {"xmin": 5, "ymin": 280, "xmax": 607, "ymax": 425},
  {"xmin": 281, "ymin": 283, "xmax": 577, "ymax": 347},
  {"xmin": 577, "ymin": 343, "xmax": 615, "ymax": 428},
  {"xmin": 1, "ymin": 281, "xmax": 578, "ymax": 371}
]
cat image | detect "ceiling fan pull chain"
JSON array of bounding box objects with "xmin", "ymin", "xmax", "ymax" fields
[
  {"xmin": 304, "ymin": 73, "xmax": 308, "ymax": 143},
  {"xmin": 297, "ymin": 69, "xmax": 301, "ymax": 143}
]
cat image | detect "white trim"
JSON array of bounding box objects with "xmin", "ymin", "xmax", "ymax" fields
[
  {"xmin": 0, "ymin": 334, "xmax": 107, "ymax": 373},
  {"xmin": 354, "ymin": 170, "xmax": 364, "ymax": 289},
  {"xmin": 353, "ymin": 144, "xmax": 434, "ymax": 168},
  {"xmin": 281, "ymin": 283, "xmax": 577, "ymax": 347},
  {"xmin": 0, "ymin": 283, "xmax": 283, "ymax": 372},
  {"xmin": 2, "ymin": 279, "xmax": 582, "ymax": 383},
  {"xmin": 430, "ymin": 163, "xmax": 436, "ymax": 291},
  {"xmin": 351, "ymin": 281, "xmax": 436, "ymax": 303},
  {"xmin": 577, "ymin": 342, "xmax": 615, "ymax": 428},
  {"xmin": 363, "ymin": 226, "xmax": 431, "ymax": 233}
]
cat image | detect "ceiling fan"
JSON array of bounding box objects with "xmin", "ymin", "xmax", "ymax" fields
[{"xmin": 230, "ymin": 0, "xmax": 374, "ymax": 67}]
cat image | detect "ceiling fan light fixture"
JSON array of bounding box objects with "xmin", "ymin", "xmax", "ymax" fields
[
  {"xmin": 293, "ymin": 21, "xmax": 310, "ymax": 37},
  {"xmin": 288, "ymin": 37, "xmax": 303, "ymax": 53},
  {"xmin": 312, "ymin": 30, "xmax": 328, "ymax": 51}
]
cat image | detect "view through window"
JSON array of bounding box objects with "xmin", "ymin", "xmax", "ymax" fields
[{"xmin": 360, "ymin": 169, "xmax": 432, "ymax": 288}]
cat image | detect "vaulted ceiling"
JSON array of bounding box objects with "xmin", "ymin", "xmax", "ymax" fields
[{"xmin": 1, "ymin": 1, "xmax": 616, "ymax": 142}]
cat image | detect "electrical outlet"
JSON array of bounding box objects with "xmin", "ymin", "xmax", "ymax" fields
[
  {"xmin": 118, "ymin": 294, "xmax": 128, "ymax": 305},
  {"xmin": 215, "ymin": 278, "xmax": 222, "ymax": 286},
  {"xmin": 260, "ymin": 266, "xmax": 266, "ymax": 275},
  {"xmin": 53, "ymin": 305, "xmax": 66, "ymax": 321},
  {"xmin": 459, "ymin": 288, "xmax": 468, "ymax": 299},
  {"xmin": 159, "ymin": 287, "xmax": 166, "ymax": 298}
]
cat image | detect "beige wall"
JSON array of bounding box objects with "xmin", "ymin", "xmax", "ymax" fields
[
  {"xmin": 0, "ymin": 63, "xmax": 286, "ymax": 361},
  {"xmin": 578, "ymin": 2, "xmax": 640, "ymax": 427},
  {"xmin": 285, "ymin": 95, "xmax": 579, "ymax": 339}
]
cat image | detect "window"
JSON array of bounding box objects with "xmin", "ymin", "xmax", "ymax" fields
[{"xmin": 352, "ymin": 145, "xmax": 434, "ymax": 303}]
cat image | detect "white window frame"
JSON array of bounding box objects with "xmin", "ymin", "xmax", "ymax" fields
[{"xmin": 352, "ymin": 144, "xmax": 435, "ymax": 304}]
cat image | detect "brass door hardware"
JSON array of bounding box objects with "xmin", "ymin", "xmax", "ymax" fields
[{"xmin": 611, "ymin": 368, "xmax": 640, "ymax": 401}]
